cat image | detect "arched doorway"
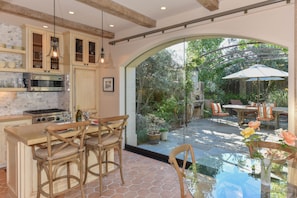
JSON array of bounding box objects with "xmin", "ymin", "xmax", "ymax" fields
[{"xmin": 124, "ymin": 36, "xmax": 288, "ymax": 163}]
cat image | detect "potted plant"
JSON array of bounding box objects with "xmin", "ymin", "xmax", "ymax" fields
[
  {"xmin": 145, "ymin": 114, "xmax": 165, "ymax": 144},
  {"xmin": 159, "ymin": 128, "xmax": 169, "ymax": 141},
  {"xmin": 147, "ymin": 130, "xmax": 161, "ymax": 144}
]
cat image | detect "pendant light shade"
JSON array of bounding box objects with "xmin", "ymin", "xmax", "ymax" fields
[
  {"xmin": 100, "ymin": 11, "xmax": 105, "ymax": 63},
  {"xmin": 50, "ymin": 37, "xmax": 59, "ymax": 58},
  {"xmin": 48, "ymin": 0, "xmax": 59, "ymax": 58}
]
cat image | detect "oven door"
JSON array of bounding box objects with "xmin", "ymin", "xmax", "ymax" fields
[{"xmin": 24, "ymin": 73, "xmax": 65, "ymax": 92}]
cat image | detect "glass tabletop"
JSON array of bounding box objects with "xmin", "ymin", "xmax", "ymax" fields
[{"xmin": 186, "ymin": 153, "xmax": 293, "ymax": 198}]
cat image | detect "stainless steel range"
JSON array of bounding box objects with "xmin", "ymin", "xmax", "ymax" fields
[{"xmin": 23, "ymin": 108, "xmax": 69, "ymax": 124}]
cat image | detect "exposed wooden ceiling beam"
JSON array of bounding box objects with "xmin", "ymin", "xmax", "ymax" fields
[
  {"xmin": 76, "ymin": 0, "xmax": 156, "ymax": 28},
  {"xmin": 197, "ymin": 0, "xmax": 219, "ymax": 11},
  {"xmin": 0, "ymin": 1, "xmax": 114, "ymax": 39}
]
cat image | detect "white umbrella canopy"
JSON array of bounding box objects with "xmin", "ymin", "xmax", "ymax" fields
[
  {"xmin": 222, "ymin": 64, "xmax": 288, "ymax": 79},
  {"xmin": 223, "ymin": 64, "xmax": 288, "ymax": 102},
  {"xmin": 246, "ymin": 77, "xmax": 284, "ymax": 81}
]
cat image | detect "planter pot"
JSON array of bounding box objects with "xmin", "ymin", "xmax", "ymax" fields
[
  {"xmin": 160, "ymin": 131, "xmax": 168, "ymax": 141},
  {"xmin": 147, "ymin": 131, "xmax": 161, "ymax": 144}
]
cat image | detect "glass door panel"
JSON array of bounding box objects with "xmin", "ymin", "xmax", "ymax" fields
[
  {"xmin": 88, "ymin": 41, "xmax": 96, "ymax": 63},
  {"xmin": 75, "ymin": 38, "xmax": 83, "ymax": 62},
  {"xmin": 32, "ymin": 33, "xmax": 43, "ymax": 69}
]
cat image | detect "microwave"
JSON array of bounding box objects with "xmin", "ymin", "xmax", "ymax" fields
[{"xmin": 23, "ymin": 73, "xmax": 65, "ymax": 92}]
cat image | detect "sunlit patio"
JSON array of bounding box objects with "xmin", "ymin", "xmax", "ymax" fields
[{"xmin": 138, "ymin": 115, "xmax": 288, "ymax": 169}]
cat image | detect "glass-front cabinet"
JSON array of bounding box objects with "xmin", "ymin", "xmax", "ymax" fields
[
  {"xmin": 32, "ymin": 32, "xmax": 44, "ymax": 70},
  {"xmin": 72, "ymin": 33, "xmax": 98, "ymax": 66},
  {"xmin": 24, "ymin": 25, "xmax": 64, "ymax": 74}
]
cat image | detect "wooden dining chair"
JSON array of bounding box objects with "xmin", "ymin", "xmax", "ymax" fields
[
  {"xmin": 247, "ymin": 141, "xmax": 297, "ymax": 164},
  {"xmin": 168, "ymin": 144, "xmax": 197, "ymax": 198},
  {"xmin": 83, "ymin": 115, "xmax": 129, "ymax": 194},
  {"xmin": 31, "ymin": 121, "xmax": 90, "ymax": 198}
]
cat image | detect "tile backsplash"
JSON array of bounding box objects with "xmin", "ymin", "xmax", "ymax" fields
[
  {"xmin": 0, "ymin": 91, "xmax": 69, "ymax": 116},
  {"xmin": 0, "ymin": 23, "xmax": 69, "ymax": 116}
]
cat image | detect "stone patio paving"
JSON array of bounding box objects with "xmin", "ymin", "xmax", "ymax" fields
[{"xmin": 138, "ymin": 115, "xmax": 288, "ymax": 169}]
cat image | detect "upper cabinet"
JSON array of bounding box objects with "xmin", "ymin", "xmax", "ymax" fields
[
  {"xmin": 23, "ymin": 25, "xmax": 64, "ymax": 74},
  {"xmin": 64, "ymin": 31, "xmax": 99, "ymax": 67}
]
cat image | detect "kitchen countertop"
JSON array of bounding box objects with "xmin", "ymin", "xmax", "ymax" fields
[
  {"xmin": 4, "ymin": 122, "xmax": 98, "ymax": 146},
  {"xmin": 0, "ymin": 114, "xmax": 32, "ymax": 122}
]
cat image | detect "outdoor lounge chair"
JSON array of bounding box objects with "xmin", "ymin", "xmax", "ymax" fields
[{"xmin": 211, "ymin": 103, "xmax": 229, "ymax": 123}]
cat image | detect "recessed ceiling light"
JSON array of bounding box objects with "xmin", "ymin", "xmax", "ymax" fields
[
  {"xmin": 161, "ymin": 6, "xmax": 166, "ymax": 10},
  {"xmin": 68, "ymin": 11, "xmax": 75, "ymax": 15},
  {"xmin": 109, "ymin": 24, "xmax": 114, "ymax": 28},
  {"xmin": 43, "ymin": 25, "xmax": 48, "ymax": 29}
]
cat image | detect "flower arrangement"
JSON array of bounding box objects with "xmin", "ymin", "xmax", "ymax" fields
[
  {"xmin": 241, "ymin": 121, "xmax": 297, "ymax": 162},
  {"xmin": 241, "ymin": 121, "xmax": 297, "ymax": 185}
]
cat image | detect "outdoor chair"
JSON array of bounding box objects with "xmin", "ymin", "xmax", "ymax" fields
[
  {"xmin": 229, "ymin": 99, "xmax": 243, "ymax": 115},
  {"xmin": 211, "ymin": 103, "xmax": 229, "ymax": 123},
  {"xmin": 168, "ymin": 144, "xmax": 197, "ymax": 198},
  {"xmin": 32, "ymin": 121, "xmax": 90, "ymax": 198},
  {"xmin": 230, "ymin": 99, "xmax": 243, "ymax": 105},
  {"xmin": 257, "ymin": 104, "xmax": 275, "ymax": 128},
  {"xmin": 83, "ymin": 115, "xmax": 129, "ymax": 194}
]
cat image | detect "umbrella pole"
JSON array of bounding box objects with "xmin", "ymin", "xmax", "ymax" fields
[{"xmin": 257, "ymin": 78, "xmax": 260, "ymax": 103}]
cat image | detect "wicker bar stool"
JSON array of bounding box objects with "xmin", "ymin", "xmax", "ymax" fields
[{"xmin": 32, "ymin": 121, "xmax": 90, "ymax": 198}]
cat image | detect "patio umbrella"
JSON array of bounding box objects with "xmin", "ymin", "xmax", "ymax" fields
[
  {"xmin": 222, "ymin": 64, "xmax": 288, "ymax": 102},
  {"xmin": 246, "ymin": 77, "xmax": 284, "ymax": 81}
]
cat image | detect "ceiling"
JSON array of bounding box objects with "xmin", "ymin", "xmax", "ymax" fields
[{"xmin": 0, "ymin": 0, "xmax": 216, "ymax": 39}]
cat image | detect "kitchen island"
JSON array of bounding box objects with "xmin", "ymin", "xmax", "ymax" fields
[{"xmin": 4, "ymin": 122, "xmax": 113, "ymax": 198}]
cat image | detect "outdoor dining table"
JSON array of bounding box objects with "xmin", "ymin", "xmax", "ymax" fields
[
  {"xmin": 222, "ymin": 104, "xmax": 288, "ymax": 128},
  {"xmin": 222, "ymin": 104, "xmax": 257, "ymax": 125}
]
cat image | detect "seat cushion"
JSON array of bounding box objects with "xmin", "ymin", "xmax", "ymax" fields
[
  {"xmin": 35, "ymin": 144, "xmax": 78, "ymax": 160},
  {"xmin": 257, "ymin": 105, "xmax": 274, "ymax": 120},
  {"xmin": 215, "ymin": 112, "xmax": 229, "ymax": 117},
  {"xmin": 211, "ymin": 103, "xmax": 222, "ymax": 113},
  {"xmin": 85, "ymin": 134, "xmax": 119, "ymax": 146}
]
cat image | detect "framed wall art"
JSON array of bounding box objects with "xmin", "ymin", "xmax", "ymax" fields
[{"xmin": 103, "ymin": 77, "xmax": 114, "ymax": 92}]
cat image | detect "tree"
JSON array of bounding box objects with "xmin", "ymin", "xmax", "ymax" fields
[
  {"xmin": 187, "ymin": 38, "xmax": 225, "ymax": 102},
  {"xmin": 136, "ymin": 49, "xmax": 182, "ymax": 115}
]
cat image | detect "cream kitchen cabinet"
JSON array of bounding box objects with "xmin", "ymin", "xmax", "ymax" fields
[
  {"xmin": 23, "ymin": 25, "xmax": 64, "ymax": 74},
  {"xmin": 0, "ymin": 118, "xmax": 32, "ymax": 168},
  {"xmin": 71, "ymin": 66, "xmax": 99, "ymax": 115},
  {"xmin": 64, "ymin": 31, "xmax": 99, "ymax": 67}
]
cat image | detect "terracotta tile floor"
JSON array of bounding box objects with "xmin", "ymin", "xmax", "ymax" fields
[{"xmin": 0, "ymin": 150, "xmax": 183, "ymax": 198}]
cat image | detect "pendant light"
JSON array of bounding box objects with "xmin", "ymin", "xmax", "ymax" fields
[
  {"xmin": 100, "ymin": 11, "xmax": 105, "ymax": 63},
  {"xmin": 48, "ymin": 0, "xmax": 59, "ymax": 58}
]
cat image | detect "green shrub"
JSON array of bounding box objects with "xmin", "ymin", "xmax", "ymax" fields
[
  {"xmin": 156, "ymin": 96, "xmax": 182, "ymax": 125},
  {"xmin": 267, "ymin": 88, "xmax": 288, "ymax": 106},
  {"xmin": 136, "ymin": 114, "xmax": 148, "ymax": 144}
]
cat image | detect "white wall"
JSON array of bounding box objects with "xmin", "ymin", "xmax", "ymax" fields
[{"xmin": 99, "ymin": 1, "xmax": 295, "ymax": 145}]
